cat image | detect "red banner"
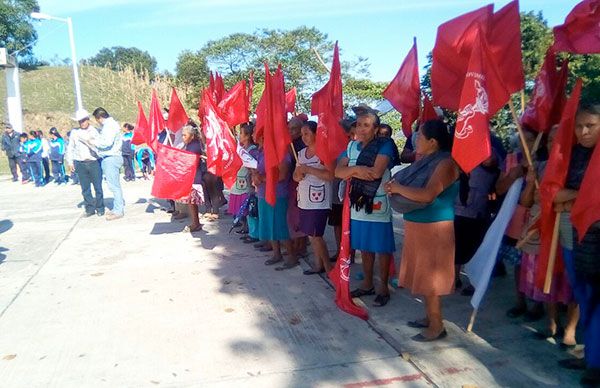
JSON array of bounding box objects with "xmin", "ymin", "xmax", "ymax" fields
[
  {"xmin": 218, "ymin": 80, "xmax": 249, "ymax": 128},
  {"xmin": 132, "ymin": 101, "xmax": 148, "ymax": 145},
  {"xmin": 167, "ymin": 88, "xmax": 189, "ymax": 133},
  {"xmin": 329, "ymin": 184, "xmax": 369, "ymax": 321},
  {"xmin": 151, "ymin": 144, "xmax": 199, "ymax": 200},
  {"xmin": 147, "ymin": 89, "xmax": 166, "ymax": 152},
  {"xmin": 553, "ymin": 0, "xmax": 600, "ymax": 54}
]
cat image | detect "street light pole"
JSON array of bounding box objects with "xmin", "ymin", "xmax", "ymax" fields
[
  {"xmin": 66, "ymin": 17, "xmax": 83, "ymax": 111},
  {"xmin": 31, "ymin": 12, "xmax": 83, "ymax": 111}
]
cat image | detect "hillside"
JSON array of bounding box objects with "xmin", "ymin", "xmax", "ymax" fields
[{"xmin": 0, "ymin": 65, "xmax": 194, "ymax": 174}]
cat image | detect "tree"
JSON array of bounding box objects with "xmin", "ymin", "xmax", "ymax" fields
[
  {"xmin": 0, "ymin": 0, "xmax": 39, "ymax": 60},
  {"xmin": 175, "ymin": 26, "xmax": 371, "ymax": 112},
  {"xmin": 86, "ymin": 46, "xmax": 157, "ymax": 77}
]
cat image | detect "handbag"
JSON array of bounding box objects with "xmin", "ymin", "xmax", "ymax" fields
[{"xmin": 247, "ymin": 194, "xmax": 258, "ymax": 218}]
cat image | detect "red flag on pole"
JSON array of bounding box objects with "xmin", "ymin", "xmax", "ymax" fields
[
  {"xmin": 553, "ymin": 0, "xmax": 600, "ymax": 54},
  {"xmin": 422, "ymin": 94, "xmax": 439, "ymax": 122},
  {"xmin": 166, "ymin": 88, "xmax": 189, "ymax": 133},
  {"xmin": 329, "ymin": 184, "xmax": 369, "ymax": 321},
  {"xmin": 218, "ymin": 80, "xmax": 249, "ymax": 128},
  {"xmin": 452, "ymin": 28, "xmax": 508, "ymax": 173},
  {"xmin": 285, "ymin": 87, "xmax": 297, "ymax": 114},
  {"xmin": 383, "ymin": 38, "xmax": 420, "ymax": 138},
  {"xmin": 536, "ymin": 79, "xmax": 582, "ymax": 289},
  {"xmin": 432, "ymin": 2, "xmax": 523, "ymax": 111},
  {"xmin": 431, "ymin": 4, "xmax": 493, "ymax": 110},
  {"xmin": 488, "ymin": 0, "xmax": 524, "ymax": 96},
  {"xmin": 132, "ymin": 101, "xmax": 148, "ymax": 145},
  {"xmin": 200, "ymin": 88, "xmax": 243, "ymax": 189},
  {"xmin": 151, "ymin": 143, "xmax": 199, "ymax": 200},
  {"xmin": 147, "ymin": 89, "xmax": 166, "ymax": 152},
  {"xmin": 209, "ymin": 72, "xmax": 216, "ymax": 96},
  {"xmin": 214, "ymin": 72, "xmax": 226, "ymax": 103},
  {"xmin": 571, "ymin": 123, "xmax": 600, "ymax": 241},
  {"xmin": 312, "ymin": 42, "xmax": 346, "ymax": 166},
  {"xmin": 256, "ymin": 63, "xmax": 291, "ymax": 206},
  {"xmin": 521, "ymin": 49, "xmax": 570, "ymax": 133}
]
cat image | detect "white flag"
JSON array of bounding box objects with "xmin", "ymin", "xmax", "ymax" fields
[{"xmin": 465, "ymin": 178, "xmax": 523, "ymax": 309}]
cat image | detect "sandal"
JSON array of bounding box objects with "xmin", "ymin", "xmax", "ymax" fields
[
  {"xmin": 407, "ymin": 319, "xmax": 429, "ymax": 328},
  {"xmin": 275, "ymin": 261, "xmax": 299, "ymax": 271},
  {"xmin": 264, "ymin": 257, "xmax": 283, "ymax": 266},
  {"xmin": 373, "ymin": 294, "xmax": 390, "ymax": 307},
  {"xmin": 350, "ymin": 287, "xmax": 375, "ymax": 298}
]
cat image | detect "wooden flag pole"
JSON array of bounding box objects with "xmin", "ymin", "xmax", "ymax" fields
[
  {"xmin": 312, "ymin": 47, "xmax": 331, "ymax": 74},
  {"xmin": 508, "ymin": 99, "xmax": 539, "ymax": 189},
  {"xmin": 520, "ymin": 90, "xmax": 526, "ymax": 113},
  {"xmin": 290, "ymin": 142, "xmax": 299, "ymax": 164},
  {"xmin": 543, "ymin": 212, "xmax": 562, "ymax": 294},
  {"xmin": 467, "ymin": 309, "xmax": 478, "ymax": 332}
]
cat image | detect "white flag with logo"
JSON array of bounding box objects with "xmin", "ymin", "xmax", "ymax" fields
[{"xmin": 237, "ymin": 143, "xmax": 257, "ymax": 169}]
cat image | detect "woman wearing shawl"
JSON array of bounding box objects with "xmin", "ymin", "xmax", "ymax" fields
[
  {"xmin": 385, "ymin": 119, "xmax": 459, "ymax": 342},
  {"xmin": 335, "ymin": 112, "xmax": 396, "ymax": 307}
]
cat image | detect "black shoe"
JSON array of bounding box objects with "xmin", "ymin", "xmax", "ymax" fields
[
  {"xmin": 97, "ymin": 210, "xmax": 105, "ymax": 217},
  {"xmin": 506, "ymin": 305, "xmax": 527, "ymax": 318},
  {"xmin": 581, "ymin": 368, "xmax": 600, "ymax": 387},
  {"xmin": 558, "ymin": 358, "xmax": 586, "ymax": 370},
  {"xmin": 407, "ymin": 320, "xmax": 429, "ymax": 328},
  {"xmin": 373, "ymin": 294, "xmax": 390, "ymax": 307},
  {"xmin": 411, "ymin": 329, "xmax": 448, "ymax": 342}
]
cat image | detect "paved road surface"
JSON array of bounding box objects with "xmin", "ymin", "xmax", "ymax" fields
[{"xmin": 0, "ymin": 176, "xmax": 583, "ymax": 387}]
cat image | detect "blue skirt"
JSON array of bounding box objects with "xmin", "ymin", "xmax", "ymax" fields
[
  {"xmin": 258, "ymin": 197, "xmax": 290, "ymax": 241},
  {"xmin": 351, "ymin": 219, "xmax": 395, "ymax": 254}
]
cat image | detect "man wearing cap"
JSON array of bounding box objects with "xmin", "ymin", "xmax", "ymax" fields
[
  {"xmin": 1, "ymin": 123, "xmax": 22, "ymax": 182},
  {"xmin": 66, "ymin": 109, "xmax": 104, "ymax": 217},
  {"xmin": 90, "ymin": 107, "xmax": 124, "ymax": 221}
]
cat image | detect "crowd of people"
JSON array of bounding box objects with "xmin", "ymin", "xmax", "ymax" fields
[
  {"xmin": 2, "ymin": 100, "xmax": 598, "ymax": 385},
  {"xmin": 164, "ymin": 102, "xmax": 598, "ymax": 384}
]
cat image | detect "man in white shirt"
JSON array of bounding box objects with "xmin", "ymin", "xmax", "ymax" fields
[
  {"xmin": 91, "ymin": 107, "xmax": 125, "ymax": 221},
  {"xmin": 66, "ymin": 109, "xmax": 104, "ymax": 217}
]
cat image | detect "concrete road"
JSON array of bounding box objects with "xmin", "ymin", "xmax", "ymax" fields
[{"xmin": 0, "ymin": 175, "xmax": 583, "ymax": 387}]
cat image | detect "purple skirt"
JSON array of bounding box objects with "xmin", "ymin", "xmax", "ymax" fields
[
  {"xmin": 228, "ymin": 193, "xmax": 249, "ymax": 215},
  {"xmin": 299, "ymin": 208, "xmax": 330, "ymax": 237}
]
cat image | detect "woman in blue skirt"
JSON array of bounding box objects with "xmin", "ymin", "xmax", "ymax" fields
[{"xmin": 335, "ymin": 112, "xmax": 396, "ymax": 307}]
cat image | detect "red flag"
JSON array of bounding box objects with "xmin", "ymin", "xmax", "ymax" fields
[
  {"xmin": 247, "ymin": 70, "xmax": 254, "ymax": 111},
  {"xmin": 151, "ymin": 143, "xmax": 199, "ymax": 200},
  {"xmin": 431, "ymin": 4, "xmax": 493, "ymax": 110},
  {"xmin": 209, "ymin": 72, "xmax": 215, "ymax": 96},
  {"xmin": 147, "ymin": 89, "xmax": 166, "ymax": 152},
  {"xmin": 521, "ymin": 49, "xmax": 570, "ymax": 133},
  {"xmin": 218, "ymin": 80, "xmax": 249, "ymax": 128},
  {"xmin": 329, "ymin": 184, "xmax": 369, "ymax": 321},
  {"xmin": 451, "ymin": 29, "xmax": 508, "ymax": 173},
  {"xmin": 488, "ymin": 0, "xmax": 524, "ymax": 97},
  {"xmin": 553, "ymin": 0, "xmax": 600, "ymax": 54},
  {"xmin": 536, "ymin": 79, "xmax": 582, "ymax": 289},
  {"xmin": 422, "ymin": 94, "xmax": 439, "ymax": 122},
  {"xmin": 214, "ymin": 72, "xmax": 226, "ymax": 103},
  {"xmin": 571, "ymin": 125, "xmax": 600, "ymax": 242},
  {"xmin": 383, "ymin": 38, "xmax": 420, "ymax": 138},
  {"xmin": 166, "ymin": 88, "xmax": 189, "ymax": 133},
  {"xmin": 312, "ymin": 42, "xmax": 346, "ymax": 166},
  {"xmin": 431, "ymin": 2, "xmax": 522, "ymax": 111},
  {"xmin": 132, "ymin": 101, "xmax": 148, "ymax": 145},
  {"xmin": 285, "ymin": 87, "xmax": 297, "ymax": 114},
  {"xmin": 200, "ymin": 88, "xmax": 243, "ymax": 189},
  {"xmin": 256, "ymin": 63, "xmax": 292, "ymax": 205}
]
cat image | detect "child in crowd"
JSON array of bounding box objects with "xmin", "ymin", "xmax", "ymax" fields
[
  {"xmin": 25, "ymin": 131, "xmax": 44, "ymax": 187},
  {"xmin": 230, "ymin": 123, "xmax": 258, "ymax": 235},
  {"xmin": 135, "ymin": 145, "xmax": 155, "ymax": 179},
  {"xmin": 121, "ymin": 123, "xmax": 136, "ymax": 181},
  {"xmin": 48, "ymin": 127, "xmax": 66, "ymax": 184}
]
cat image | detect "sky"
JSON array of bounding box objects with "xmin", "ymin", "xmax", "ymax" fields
[{"xmin": 32, "ymin": 0, "xmax": 581, "ymax": 83}]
